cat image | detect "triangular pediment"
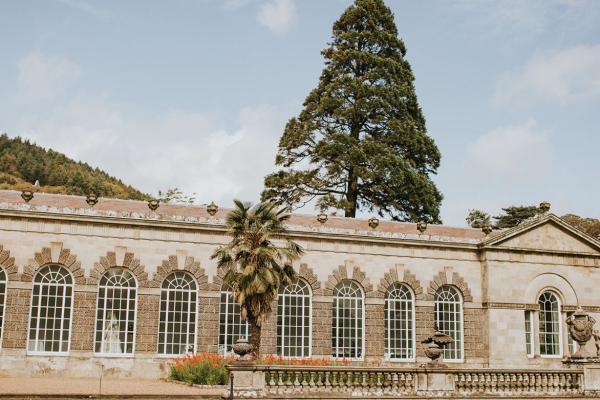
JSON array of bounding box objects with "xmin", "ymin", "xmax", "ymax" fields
[{"xmin": 483, "ymin": 214, "xmax": 600, "ymax": 254}]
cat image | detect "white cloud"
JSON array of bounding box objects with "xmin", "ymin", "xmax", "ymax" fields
[
  {"xmin": 451, "ymin": 0, "xmax": 600, "ymax": 38},
  {"xmin": 491, "ymin": 44, "xmax": 600, "ymax": 108},
  {"xmin": 11, "ymin": 50, "xmax": 82, "ymax": 105},
  {"xmin": 57, "ymin": 0, "xmax": 111, "ymax": 18},
  {"xmin": 257, "ymin": 0, "xmax": 297, "ymax": 36},
  {"xmin": 466, "ymin": 119, "xmax": 553, "ymax": 184}
]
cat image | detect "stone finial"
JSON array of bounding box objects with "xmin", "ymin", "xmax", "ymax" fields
[
  {"xmin": 207, "ymin": 201, "xmax": 218, "ymax": 216},
  {"xmin": 21, "ymin": 189, "xmax": 34, "ymax": 203},
  {"xmin": 148, "ymin": 198, "xmax": 160, "ymax": 211},
  {"xmin": 317, "ymin": 212, "xmax": 328, "ymax": 225},
  {"xmin": 34, "ymin": 180, "xmax": 40, "ymax": 188},
  {"xmin": 482, "ymin": 223, "xmax": 492, "ymax": 236},
  {"xmin": 86, "ymin": 192, "xmax": 99, "ymax": 207},
  {"xmin": 368, "ymin": 216, "xmax": 379, "ymax": 230},
  {"xmin": 540, "ymin": 201, "xmax": 551, "ymax": 214},
  {"xmin": 417, "ymin": 220, "xmax": 427, "ymax": 233}
]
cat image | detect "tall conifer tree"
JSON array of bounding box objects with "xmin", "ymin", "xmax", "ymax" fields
[{"xmin": 262, "ymin": 0, "xmax": 443, "ymax": 222}]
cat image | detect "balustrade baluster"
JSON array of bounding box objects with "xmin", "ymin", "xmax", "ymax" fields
[
  {"xmin": 491, "ymin": 373, "xmax": 497, "ymax": 393},
  {"xmin": 324, "ymin": 371, "xmax": 331, "ymax": 389},
  {"xmin": 301, "ymin": 371, "xmax": 308, "ymax": 387},
  {"xmin": 523, "ymin": 373, "xmax": 530, "ymax": 392},
  {"xmin": 268, "ymin": 371, "xmax": 275, "ymax": 387},
  {"xmin": 477, "ymin": 373, "xmax": 484, "ymax": 393},
  {"xmin": 316, "ymin": 371, "xmax": 323, "ymax": 387},
  {"xmin": 332, "ymin": 371, "xmax": 339, "ymax": 390},
  {"xmin": 276, "ymin": 370, "xmax": 283, "ymax": 387},
  {"xmin": 406, "ymin": 372, "xmax": 414, "ymax": 393},
  {"xmin": 308, "ymin": 371, "xmax": 316, "ymax": 388},
  {"xmin": 484, "ymin": 373, "xmax": 491, "ymax": 393},
  {"xmin": 552, "ymin": 373, "xmax": 559, "ymax": 392},
  {"xmin": 393, "ymin": 373, "xmax": 400, "ymax": 393},
  {"xmin": 285, "ymin": 370, "xmax": 292, "ymax": 387},
  {"xmin": 345, "ymin": 371, "xmax": 353, "ymax": 392},
  {"xmin": 293, "ymin": 371, "xmax": 300, "ymax": 387},
  {"xmin": 383, "ymin": 372, "xmax": 391, "ymax": 393}
]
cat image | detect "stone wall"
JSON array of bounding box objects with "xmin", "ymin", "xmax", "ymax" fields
[
  {"xmin": 2, "ymin": 288, "xmax": 30, "ymax": 349},
  {"xmin": 197, "ymin": 295, "xmax": 220, "ymax": 353},
  {"xmin": 70, "ymin": 290, "xmax": 96, "ymax": 351},
  {"xmin": 135, "ymin": 294, "xmax": 160, "ymax": 353},
  {"xmin": 312, "ymin": 300, "xmax": 332, "ymax": 357}
]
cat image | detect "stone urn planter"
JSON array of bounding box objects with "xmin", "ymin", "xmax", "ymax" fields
[
  {"xmin": 566, "ymin": 308, "xmax": 597, "ymax": 359},
  {"xmin": 231, "ymin": 338, "xmax": 254, "ymax": 364},
  {"xmin": 422, "ymin": 325, "xmax": 454, "ymax": 368}
]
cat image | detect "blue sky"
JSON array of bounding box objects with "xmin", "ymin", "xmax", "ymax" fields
[{"xmin": 1, "ymin": 0, "xmax": 599, "ymax": 226}]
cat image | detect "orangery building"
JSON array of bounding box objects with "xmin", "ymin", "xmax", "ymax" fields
[{"xmin": 0, "ymin": 190, "xmax": 598, "ymax": 378}]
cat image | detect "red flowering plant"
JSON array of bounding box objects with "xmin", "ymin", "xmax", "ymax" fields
[
  {"xmin": 168, "ymin": 353, "xmax": 386, "ymax": 385},
  {"xmin": 168, "ymin": 353, "xmax": 235, "ymax": 385}
]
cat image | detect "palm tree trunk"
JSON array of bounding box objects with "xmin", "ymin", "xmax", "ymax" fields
[{"xmin": 249, "ymin": 322, "xmax": 262, "ymax": 356}]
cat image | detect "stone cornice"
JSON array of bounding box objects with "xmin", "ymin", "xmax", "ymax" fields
[{"xmin": 0, "ymin": 202, "xmax": 482, "ymax": 249}]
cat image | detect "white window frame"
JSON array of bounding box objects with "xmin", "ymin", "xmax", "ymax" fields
[
  {"xmin": 157, "ymin": 272, "xmax": 198, "ymax": 357},
  {"xmin": 384, "ymin": 283, "xmax": 415, "ymax": 361},
  {"xmin": 94, "ymin": 268, "xmax": 138, "ymax": 357},
  {"xmin": 27, "ymin": 265, "xmax": 74, "ymax": 355},
  {"xmin": 525, "ymin": 310, "xmax": 534, "ymax": 357},
  {"xmin": 434, "ymin": 285, "xmax": 464, "ymax": 362},
  {"xmin": 277, "ymin": 278, "xmax": 312, "ymax": 358},
  {"xmin": 538, "ymin": 291, "xmax": 562, "ymax": 358},
  {"xmin": 218, "ymin": 285, "xmax": 249, "ymax": 355},
  {"xmin": 332, "ymin": 280, "xmax": 365, "ymax": 360},
  {"xmin": 0, "ymin": 267, "xmax": 6, "ymax": 350}
]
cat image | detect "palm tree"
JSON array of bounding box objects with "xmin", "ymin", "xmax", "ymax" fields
[{"xmin": 211, "ymin": 200, "xmax": 304, "ymax": 355}]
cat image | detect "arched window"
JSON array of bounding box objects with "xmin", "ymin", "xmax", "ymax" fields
[
  {"xmin": 0, "ymin": 267, "xmax": 6, "ymax": 349},
  {"xmin": 277, "ymin": 279, "xmax": 311, "ymax": 357},
  {"xmin": 434, "ymin": 285, "xmax": 463, "ymax": 361},
  {"xmin": 332, "ymin": 280, "xmax": 364, "ymax": 358},
  {"xmin": 158, "ymin": 272, "xmax": 198, "ymax": 355},
  {"xmin": 28, "ymin": 265, "xmax": 73, "ymax": 354},
  {"xmin": 385, "ymin": 283, "xmax": 414, "ymax": 360},
  {"xmin": 539, "ymin": 292, "xmax": 561, "ymax": 356},
  {"xmin": 94, "ymin": 269, "xmax": 137, "ymax": 355},
  {"xmin": 218, "ymin": 285, "xmax": 249, "ymax": 355}
]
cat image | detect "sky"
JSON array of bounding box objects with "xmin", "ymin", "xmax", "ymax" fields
[{"xmin": 0, "ymin": 0, "xmax": 599, "ymax": 227}]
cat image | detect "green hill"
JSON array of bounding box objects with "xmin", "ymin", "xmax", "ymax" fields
[{"xmin": 0, "ymin": 134, "xmax": 148, "ymax": 200}]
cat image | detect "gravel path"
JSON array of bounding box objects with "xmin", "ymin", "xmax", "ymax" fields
[{"xmin": 0, "ymin": 378, "xmax": 225, "ymax": 396}]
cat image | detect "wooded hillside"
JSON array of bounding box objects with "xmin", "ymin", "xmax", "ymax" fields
[{"xmin": 0, "ymin": 134, "xmax": 147, "ymax": 200}]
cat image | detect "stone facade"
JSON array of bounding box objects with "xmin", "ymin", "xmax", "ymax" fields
[{"xmin": 0, "ymin": 191, "xmax": 598, "ymax": 378}]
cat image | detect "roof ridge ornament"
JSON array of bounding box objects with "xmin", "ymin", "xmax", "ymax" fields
[{"xmin": 540, "ymin": 201, "xmax": 551, "ymax": 214}]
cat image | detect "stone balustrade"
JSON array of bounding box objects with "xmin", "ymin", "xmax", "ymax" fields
[
  {"xmin": 454, "ymin": 369, "xmax": 582, "ymax": 395},
  {"xmin": 226, "ymin": 362, "xmax": 592, "ymax": 398}
]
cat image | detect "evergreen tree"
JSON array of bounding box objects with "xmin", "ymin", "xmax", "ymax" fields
[
  {"xmin": 466, "ymin": 209, "xmax": 491, "ymax": 229},
  {"xmin": 493, "ymin": 205, "xmax": 541, "ymax": 229},
  {"xmin": 261, "ymin": 0, "xmax": 442, "ymax": 223}
]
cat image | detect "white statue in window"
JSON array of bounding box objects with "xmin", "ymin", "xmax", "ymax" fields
[{"xmin": 103, "ymin": 311, "xmax": 122, "ymax": 353}]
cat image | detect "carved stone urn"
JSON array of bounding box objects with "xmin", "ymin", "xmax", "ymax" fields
[
  {"xmin": 231, "ymin": 338, "xmax": 253, "ymax": 363},
  {"xmin": 21, "ymin": 189, "xmax": 34, "ymax": 203},
  {"xmin": 422, "ymin": 325, "xmax": 454, "ymax": 367},
  {"xmin": 566, "ymin": 308, "xmax": 597, "ymax": 358},
  {"xmin": 417, "ymin": 220, "xmax": 427, "ymax": 233},
  {"xmin": 148, "ymin": 198, "xmax": 160, "ymax": 212}
]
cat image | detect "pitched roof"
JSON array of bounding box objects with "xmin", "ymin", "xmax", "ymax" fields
[{"xmin": 0, "ymin": 190, "xmax": 494, "ymax": 241}]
